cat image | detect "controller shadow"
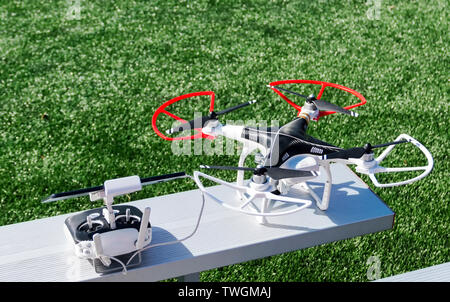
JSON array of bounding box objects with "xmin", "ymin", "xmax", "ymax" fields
[{"xmin": 138, "ymin": 226, "xmax": 193, "ymax": 268}]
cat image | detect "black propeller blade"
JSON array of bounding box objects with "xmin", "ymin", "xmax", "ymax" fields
[
  {"xmin": 268, "ymin": 85, "xmax": 358, "ymax": 117},
  {"xmin": 264, "ymin": 167, "xmax": 316, "ymax": 180},
  {"xmin": 323, "ymin": 140, "xmax": 408, "ymax": 160},
  {"xmin": 166, "ymin": 100, "xmax": 257, "ymax": 135},
  {"xmin": 215, "ymin": 100, "xmax": 257, "ymax": 115},
  {"xmin": 267, "ymin": 85, "xmax": 308, "ymax": 99},
  {"xmin": 166, "ymin": 115, "xmax": 212, "ymax": 135},
  {"xmin": 200, "ymin": 165, "xmax": 315, "ymax": 180},
  {"xmin": 311, "ymin": 98, "xmax": 358, "ymax": 117},
  {"xmin": 42, "ymin": 172, "xmax": 187, "ymax": 203}
]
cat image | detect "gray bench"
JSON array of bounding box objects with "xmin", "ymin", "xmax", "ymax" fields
[
  {"xmin": 0, "ymin": 163, "xmax": 394, "ymax": 282},
  {"xmin": 376, "ymin": 262, "xmax": 450, "ymax": 282}
]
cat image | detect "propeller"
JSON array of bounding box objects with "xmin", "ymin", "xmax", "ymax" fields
[
  {"xmin": 200, "ymin": 165, "xmax": 315, "ymax": 180},
  {"xmin": 267, "ymin": 85, "xmax": 358, "ymax": 117},
  {"xmin": 42, "ymin": 172, "xmax": 187, "ymax": 203},
  {"xmin": 323, "ymin": 140, "xmax": 408, "ymax": 160},
  {"xmin": 166, "ymin": 100, "xmax": 257, "ymax": 135}
]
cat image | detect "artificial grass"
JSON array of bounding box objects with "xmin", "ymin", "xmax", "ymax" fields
[{"xmin": 0, "ymin": 0, "xmax": 448, "ymax": 281}]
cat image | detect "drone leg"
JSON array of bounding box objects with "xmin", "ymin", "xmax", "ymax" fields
[
  {"xmin": 319, "ymin": 163, "xmax": 332, "ymax": 211},
  {"xmin": 303, "ymin": 163, "xmax": 332, "ymax": 211},
  {"xmin": 256, "ymin": 197, "xmax": 269, "ymax": 224},
  {"xmin": 237, "ymin": 146, "xmax": 252, "ymax": 186},
  {"xmin": 236, "ymin": 145, "xmax": 258, "ymax": 203}
]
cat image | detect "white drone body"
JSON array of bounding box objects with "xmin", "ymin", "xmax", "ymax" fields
[{"xmin": 193, "ymin": 105, "xmax": 434, "ymax": 222}]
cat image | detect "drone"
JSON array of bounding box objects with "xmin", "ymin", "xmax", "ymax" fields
[
  {"xmin": 42, "ymin": 172, "xmax": 201, "ymax": 274},
  {"xmin": 152, "ymin": 80, "xmax": 434, "ymax": 222}
]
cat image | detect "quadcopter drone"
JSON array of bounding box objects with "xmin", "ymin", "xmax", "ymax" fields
[
  {"xmin": 42, "ymin": 172, "xmax": 204, "ymax": 274},
  {"xmin": 152, "ymin": 80, "xmax": 434, "ymax": 221}
]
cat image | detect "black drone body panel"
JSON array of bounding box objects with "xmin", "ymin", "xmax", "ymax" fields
[{"xmin": 241, "ymin": 118, "xmax": 343, "ymax": 166}]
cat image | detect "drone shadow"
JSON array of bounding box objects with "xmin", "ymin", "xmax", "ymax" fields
[
  {"xmin": 262, "ymin": 180, "xmax": 389, "ymax": 231},
  {"xmin": 302, "ymin": 180, "xmax": 390, "ymax": 225},
  {"xmin": 261, "ymin": 220, "xmax": 320, "ymax": 232},
  {"xmin": 129, "ymin": 180, "xmax": 391, "ymax": 261},
  {"xmin": 262, "ymin": 198, "xmax": 322, "ymax": 232}
]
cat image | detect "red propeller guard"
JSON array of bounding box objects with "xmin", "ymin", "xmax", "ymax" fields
[
  {"xmin": 269, "ymin": 80, "xmax": 366, "ymax": 120},
  {"xmin": 152, "ymin": 91, "xmax": 216, "ymax": 141}
]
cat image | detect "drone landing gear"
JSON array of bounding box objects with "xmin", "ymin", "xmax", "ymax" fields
[
  {"xmin": 293, "ymin": 162, "xmax": 333, "ymax": 211},
  {"xmin": 194, "ymin": 171, "xmax": 312, "ymax": 224}
]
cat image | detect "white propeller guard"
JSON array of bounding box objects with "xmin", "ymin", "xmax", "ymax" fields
[
  {"xmin": 357, "ymin": 134, "xmax": 433, "ymax": 188},
  {"xmin": 193, "ymin": 171, "xmax": 312, "ymax": 217}
]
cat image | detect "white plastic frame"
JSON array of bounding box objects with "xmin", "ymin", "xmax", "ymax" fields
[
  {"xmin": 193, "ymin": 171, "xmax": 312, "ymax": 217},
  {"xmin": 354, "ymin": 134, "xmax": 434, "ymax": 188}
]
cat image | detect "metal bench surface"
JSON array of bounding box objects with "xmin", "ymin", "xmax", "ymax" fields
[{"xmin": 0, "ymin": 163, "xmax": 394, "ymax": 282}]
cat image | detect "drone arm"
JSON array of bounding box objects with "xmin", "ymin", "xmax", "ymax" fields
[
  {"xmin": 203, "ymin": 124, "xmax": 269, "ymax": 186},
  {"xmin": 220, "ymin": 125, "xmax": 251, "ymax": 144},
  {"xmin": 202, "ymin": 123, "xmax": 249, "ymax": 143},
  {"xmin": 205, "ymin": 124, "xmax": 269, "ymax": 150}
]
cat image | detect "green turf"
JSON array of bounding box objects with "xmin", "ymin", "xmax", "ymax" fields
[{"xmin": 0, "ymin": 0, "xmax": 448, "ymax": 281}]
